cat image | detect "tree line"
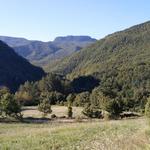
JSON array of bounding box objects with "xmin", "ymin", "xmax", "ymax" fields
[{"xmin": 0, "ymin": 72, "xmax": 150, "ymax": 120}]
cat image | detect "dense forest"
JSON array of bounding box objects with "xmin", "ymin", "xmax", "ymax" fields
[{"xmin": 0, "ymin": 21, "xmax": 150, "ymax": 119}]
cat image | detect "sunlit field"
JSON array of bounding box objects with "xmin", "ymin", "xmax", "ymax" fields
[
  {"xmin": 0, "ymin": 106, "xmax": 150, "ymax": 150},
  {"xmin": 22, "ymin": 106, "xmax": 83, "ymax": 118}
]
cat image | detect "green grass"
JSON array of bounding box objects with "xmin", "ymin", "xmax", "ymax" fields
[{"xmin": 0, "ymin": 118, "xmax": 150, "ymax": 150}]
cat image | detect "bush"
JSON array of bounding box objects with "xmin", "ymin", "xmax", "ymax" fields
[
  {"xmin": 51, "ymin": 114, "xmax": 57, "ymax": 119},
  {"xmin": 82, "ymin": 103, "xmax": 102, "ymax": 118}
]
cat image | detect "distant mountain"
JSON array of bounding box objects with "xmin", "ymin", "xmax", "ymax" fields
[
  {"xmin": 54, "ymin": 36, "xmax": 96, "ymax": 43},
  {"xmin": 0, "ymin": 36, "xmax": 31, "ymax": 47},
  {"xmin": 0, "ymin": 40, "xmax": 45, "ymax": 92},
  {"xmin": 0, "ymin": 36, "xmax": 97, "ymax": 71}
]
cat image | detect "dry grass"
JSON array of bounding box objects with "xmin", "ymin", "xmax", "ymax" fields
[
  {"xmin": 0, "ymin": 106, "xmax": 150, "ymax": 150},
  {"xmin": 22, "ymin": 106, "xmax": 83, "ymax": 118},
  {"xmin": 0, "ymin": 118, "xmax": 150, "ymax": 150}
]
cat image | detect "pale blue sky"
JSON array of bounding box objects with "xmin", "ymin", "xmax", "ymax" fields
[{"xmin": 0, "ymin": 0, "xmax": 149, "ymax": 41}]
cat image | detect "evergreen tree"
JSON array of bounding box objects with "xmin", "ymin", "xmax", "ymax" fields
[
  {"xmin": 67, "ymin": 103, "xmax": 73, "ymax": 118},
  {"xmin": 38, "ymin": 97, "xmax": 52, "ymax": 117},
  {"xmin": 0, "ymin": 91, "xmax": 22, "ymax": 119}
]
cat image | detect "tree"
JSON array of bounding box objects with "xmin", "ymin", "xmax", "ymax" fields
[
  {"xmin": 66, "ymin": 93, "xmax": 76, "ymax": 105},
  {"xmin": 73, "ymin": 92, "xmax": 90, "ymax": 106},
  {"xmin": 67, "ymin": 103, "xmax": 73, "ymax": 118},
  {"xmin": 38, "ymin": 97, "xmax": 52, "ymax": 117},
  {"xmin": 92, "ymin": 87, "xmax": 123, "ymax": 117},
  {"xmin": 43, "ymin": 91, "xmax": 65, "ymax": 105},
  {"xmin": 38, "ymin": 74, "xmax": 64, "ymax": 93},
  {"xmin": 66, "ymin": 93, "xmax": 74, "ymax": 118},
  {"xmin": 101, "ymin": 98, "xmax": 123, "ymax": 119},
  {"xmin": 0, "ymin": 92, "xmax": 22, "ymax": 119},
  {"xmin": 16, "ymin": 81, "xmax": 40, "ymax": 106},
  {"xmin": 0, "ymin": 87, "xmax": 10, "ymax": 96}
]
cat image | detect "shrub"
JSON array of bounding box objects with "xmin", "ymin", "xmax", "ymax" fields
[
  {"xmin": 82, "ymin": 103, "xmax": 102, "ymax": 118},
  {"xmin": 51, "ymin": 114, "xmax": 57, "ymax": 119}
]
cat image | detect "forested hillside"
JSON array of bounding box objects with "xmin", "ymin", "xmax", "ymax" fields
[
  {"xmin": 48, "ymin": 21, "xmax": 150, "ymax": 111},
  {"xmin": 51, "ymin": 21, "xmax": 150, "ymax": 76},
  {"xmin": 0, "ymin": 41, "xmax": 45, "ymax": 92}
]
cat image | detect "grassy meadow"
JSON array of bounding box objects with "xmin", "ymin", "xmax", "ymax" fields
[
  {"xmin": 0, "ymin": 106, "xmax": 150, "ymax": 150},
  {"xmin": 22, "ymin": 106, "xmax": 83, "ymax": 119}
]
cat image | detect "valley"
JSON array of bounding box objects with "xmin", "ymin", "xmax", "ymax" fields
[
  {"xmin": 0, "ymin": 6, "xmax": 150, "ymax": 148},
  {"xmin": 0, "ymin": 36, "xmax": 96, "ymax": 70}
]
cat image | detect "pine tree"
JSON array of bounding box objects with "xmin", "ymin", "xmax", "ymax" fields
[{"xmin": 38, "ymin": 97, "xmax": 52, "ymax": 118}]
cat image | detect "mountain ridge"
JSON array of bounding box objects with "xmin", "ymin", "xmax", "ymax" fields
[
  {"xmin": 0, "ymin": 35, "xmax": 96, "ymax": 70},
  {"xmin": 0, "ymin": 40, "xmax": 45, "ymax": 92}
]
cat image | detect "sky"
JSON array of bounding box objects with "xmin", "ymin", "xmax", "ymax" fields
[{"xmin": 0, "ymin": 0, "xmax": 150, "ymax": 41}]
